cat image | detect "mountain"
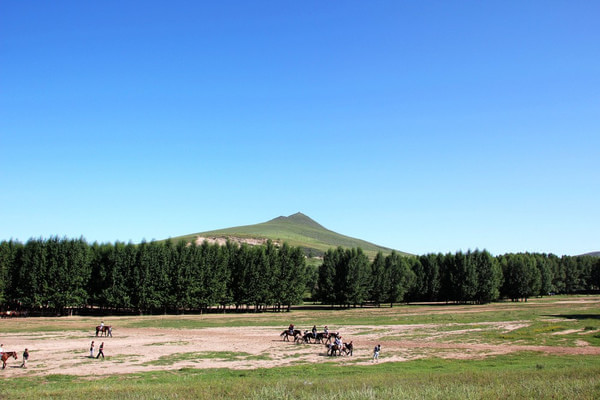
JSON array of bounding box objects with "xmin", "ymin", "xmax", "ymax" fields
[
  {"xmin": 169, "ymin": 212, "xmax": 409, "ymax": 259},
  {"xmin": 581, "ymin": 251, "xmax": 600, "ymax": 257}
]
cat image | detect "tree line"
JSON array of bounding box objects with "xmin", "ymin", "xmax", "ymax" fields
[
  {"xmin": 314, "ymin": 247, "xmax": 600, "ymax": 306},
  {"xmin": 1, "ymin": 238, "xmax": 599, "ymax": 314},
  {"xmin": 0, "ymin": 237, "xmax": 307, "ymax": 314}
]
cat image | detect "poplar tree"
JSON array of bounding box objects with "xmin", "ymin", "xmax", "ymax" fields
[
  {"xmin": 386, "ymin": 251, "xmax": 415, "ymax": 306},
  {"xmin": 369, "ymin": 252, "xmax": 390, "ymax": 306}
]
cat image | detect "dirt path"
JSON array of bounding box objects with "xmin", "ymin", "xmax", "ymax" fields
[{"xmin": 1, "ymin": 324, "xmax": 598, "ymax": 377}]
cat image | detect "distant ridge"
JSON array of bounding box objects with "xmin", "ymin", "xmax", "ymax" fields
[
  {"xmin": 581, "ymin": 251, "xmax": 600, "ymax": 257},
  {"xmin": 169, "ymin": 212, "xmax": 409, "ymax": 258}
]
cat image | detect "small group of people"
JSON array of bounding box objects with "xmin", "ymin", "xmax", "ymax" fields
[
  {"xmin": 89, "ymin": 340, "xmax": 105, "ymax": 359},
  {"xmin": 290, "ymin": 324, "xmax": 334, "ymax": 339},
  {"xmin": 90, "ymin": 320, "xmax": 106, "ymax": 359},
  {"xmin": 287, "ymin": 324, "xmax": 382, "ymax": 361},
  {"xmin": 1, "ymin": 343, "xmax": 29, "ymax": 368},
  {"xmin": 311, "ymin": 325, "xmax": 332, "ymax": 339}
]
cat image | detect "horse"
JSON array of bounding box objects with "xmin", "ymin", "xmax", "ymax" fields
[
  {"xmin": 280, "ymin": 329, "xmax": 301, "ymax": 342},
  {"xmin": 96, "ymin": 325, "xmax": 112, "ymax": 337},
  {"xmin": 304, "ymin": 332, "xmax": 327, "ymax": 344},
  {"xmin": 326, "ymin": 332, "xmax": 340, "ymax": 344},
  {"xmin": 1, "ymin": 352, "xmax": 17, "ymax": 369},
  {"xmin": 326, "ymin": 343, "xmax": 342, "ymax": 356},
  {"xmin": 301, "ymin": 330, "xmax": 323, "ymax": 344},
  {"xmin": 301, "ymin": 331, "xmax": 313, "ymax": 344},
  {"xmin": 343, "ymin": 341, "xmax": 353, "ymax": 356}
]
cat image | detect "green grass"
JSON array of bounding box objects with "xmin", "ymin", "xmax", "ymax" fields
[
  {"xmin": 1, "ymin": 296, "xmax": 599, "ymax": 398},
  {"xmin": 3, "ymin": 354, "xmax": 599, "ymax": 399},
  {"xmin": 2, "ymin": 295, "xmax": 598, "ymax": 336},
  {"xmin": 143, "ymin": 351, "xmax": 272, "ymax": 366}
]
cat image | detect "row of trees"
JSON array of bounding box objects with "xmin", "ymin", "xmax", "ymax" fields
[
  {"xmin": 313, "ymin": 248, "xmax": 600, "ymax": 306},
  {"xmin": 0, "ymin": 238, "xmax": 307, "ymax": 314},
  {"xmin": 1, "ymin": 238, "xmax": 599, "ymax": 313}
]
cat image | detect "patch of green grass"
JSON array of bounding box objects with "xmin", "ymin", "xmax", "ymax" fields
[
  {"xmin": 144, "ymin": 341, "xmax": 189, "ymax": 346},
  {"xmin": 3, "ymin": 354, "xmax": 599, "ymax": 399},
  {"xmin": 142, "ymin": 351, "xmax": 271, "ymax": 366}
]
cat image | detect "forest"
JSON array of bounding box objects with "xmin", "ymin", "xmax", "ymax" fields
[{"xmin": 0, "ymin": 237, "xmax": 599, "ymax": 314}]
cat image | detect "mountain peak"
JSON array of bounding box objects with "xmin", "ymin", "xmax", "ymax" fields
[{"xmin": 269, "ymin": 212, "xmax": 326, "ymax": 230}]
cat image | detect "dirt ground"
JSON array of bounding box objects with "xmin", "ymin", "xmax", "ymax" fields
[{"xmin": 1, "ymin": 321, "xmax": 599, "ymax": 377}]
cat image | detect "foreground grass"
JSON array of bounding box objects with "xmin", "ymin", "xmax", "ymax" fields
[{"xmin": 2, "ymin": 354, "xmax": 599, "ymax": 399}]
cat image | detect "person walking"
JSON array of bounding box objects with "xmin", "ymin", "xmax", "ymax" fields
[
  {"xmin": 373, "ymin": 344, "xmax": 381, "ymax": 362},
  {"xmin": 21, "ymin": 348, "xmax": 29, "ymax": 368},
  {"xmin": 96, "ymin": 342, "xmax": 104, "ymax": 359},
  {"xmin": 89, "ymin": 341, "xmax": 95, "ymax": 358}
]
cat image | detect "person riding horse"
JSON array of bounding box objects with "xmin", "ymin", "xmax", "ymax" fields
[{"xmin": 96, "ymin": 325, "xmax": 113, "ymax": 337}]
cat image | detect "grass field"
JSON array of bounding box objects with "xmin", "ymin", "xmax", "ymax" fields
[{"xmin": 1, "ymin": 295, "xmax": 599, "ymax": 399}]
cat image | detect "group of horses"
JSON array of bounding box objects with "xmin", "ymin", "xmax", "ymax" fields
[{"xmin": 279, "ymin": 329, "xmax": 354, "ymax": 357}]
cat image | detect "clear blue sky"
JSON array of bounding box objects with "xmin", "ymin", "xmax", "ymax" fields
[{"xmin": 1, "ymin": 1, "xmax": 598, "ymax": 256}]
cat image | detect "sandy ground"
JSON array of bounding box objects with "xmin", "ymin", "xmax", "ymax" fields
[{"xmin": 1, "ymin": 322, "xmax": 599, "ymax": 378}]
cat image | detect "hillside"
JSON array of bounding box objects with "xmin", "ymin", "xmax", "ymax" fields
[
  {"xmin": 169, "ymin": 212, "xmax": 409, "ymax": 258},
  {"xmin": 581, "ymin": 251, "xmax": 600, "ymax": 257}
]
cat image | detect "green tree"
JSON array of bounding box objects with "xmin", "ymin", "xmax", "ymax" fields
[
  {"xmin": 471, "ymin": 250, "xmax": 501, "ymax": 303},
  {"xmin": 344, "ymin": 248, "xmax": 371, "ymax": 307},
  {"xmin": 386, "ymin": 251, "xmax": 415, "ymax": 306},
  {"xmin": 199, "ymin": 241, "xmax": 230, "ymax": 310},
  {"xmin": 419, "ymin": 253, "xmax": 441, "ymax": 301},
  {"xmin": 369, "ymin": 252, "xmax": 390, "ymax": 306},
  {"xmin": 0, "ymin": 240, "xmax": 21, "ymax": 306},
  {"xmin": 500, "ymin": 253, "xmax": 541, "ymax": 301},
  {"xmin": 316, "ymin": 248, "xmax": 339, "ymax": 305},
  {"xmin": 535, "ymin": 254, "xmax": 554, "ymax": 296},
  {"xmin": 276, "ymin": 243, "xmax": 307, "ymax": 311}
]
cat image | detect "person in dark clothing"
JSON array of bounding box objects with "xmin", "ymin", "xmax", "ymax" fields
[
  {"xmin": 21, "ymin": 348, "xmax": 29, "ymax": 368},
  {"xmin": 96, "ymin": 342, "xmax": 105, "ymax": 359}
]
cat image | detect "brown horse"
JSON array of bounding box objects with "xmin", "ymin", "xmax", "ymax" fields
[
  {"xmin": 280, "ymin": 329, "xmax": 301, "ymax": 342},
  {"xmin": 326, "ymin": 343, "xmax": 342, "ymax": 356},
  {"xmin": 326, "ymin": 332, "xmax": 340, "ymax": 344},
  {"xmin": 343, "ymin": 341, "xmax": 353, "ymax": 356},
  {"xmin": 1, "ymin": 352, "xmax": 17, "ymax": 369},
  {"xmin": 95, "ymin": 325, "xmax": 112, "ymax": 337},
  {"xmin": 302, "ymin": 331, "xmax": 327, "ymax": 344}
]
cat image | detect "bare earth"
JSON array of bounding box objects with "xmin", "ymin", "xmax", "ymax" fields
[{"xmin": 1, "ymin": 322, "xmax": 599, "ymax": 378}]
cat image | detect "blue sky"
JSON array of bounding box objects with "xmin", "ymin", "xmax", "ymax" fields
[{"xmin": 1, "ymin": 1, "xmax": 598, "ymax": 256}]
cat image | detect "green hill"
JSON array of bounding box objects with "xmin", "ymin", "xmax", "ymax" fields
[{"xmin": 169, "ymin": 212, "xmax": 410, "ymax": 259}]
